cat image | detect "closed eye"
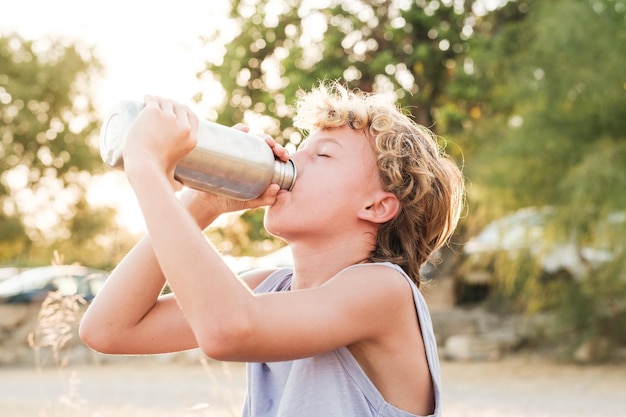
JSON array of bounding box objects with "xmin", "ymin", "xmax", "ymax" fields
[{"xmin": 316, "ymin": 153, "xmax": 330, "ymax": 157}]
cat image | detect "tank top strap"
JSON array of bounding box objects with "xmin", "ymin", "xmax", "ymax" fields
[{"xmin": 254, "ymin": 268, "xmax": 294, "ymax": 294}]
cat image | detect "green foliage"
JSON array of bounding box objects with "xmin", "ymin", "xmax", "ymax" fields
[
  {"xmin": 0, "ymin": 34, "xmax": 102, "ymax": 178},
  {"xmin": 483, "ymin": 250, "xmax": 546, "ymax": 313},
  {"xmin": 204, "ymin": 208, "xmax": 282, "ymax": 257},
  {"xmin": 197, "ymin": 0, "xmax": 476, "ymax": 254},
  {"xmin": 0, "ymin": 33, "xmax": 125, "ymax": 267},
  {"xmin": 453, "ymin": 0, "xmax": 626, "ymax": 212},
  {"xmin": 0, "ymin": 213, "xmax": 27, "ymax": 260},
  {"xmin": 447, "ymin": 0, "xmax": 626, "ymax": 359},
  {"xmin": 555, "ymin": 252, "xmax": 626, "ymax": 361},
  {"xmin": 198, "ymin": 0, "xmax": 476, "ymax": 143}
]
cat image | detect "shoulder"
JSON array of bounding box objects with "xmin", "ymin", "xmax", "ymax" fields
[
  {"xmin": 324, "ymin": 263, "xmax": 416, "ymax": 329},
  {"xmin": 330, "ymin": 262, "xmax": 412, "ymax": 296}
]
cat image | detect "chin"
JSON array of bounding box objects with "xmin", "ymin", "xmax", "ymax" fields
[
  {"xmin": 264, "ymin": 216, "xmax": 297, "ymax": 240},
  {"xmin": 263, "ymin": 208, "xmax": 281, "ymax": 236},
  {"xmin": 264, "ymin": 218, "xmax": 285, "ymax": 238},
  {"xmin": 264, "ymin": 200, "xmax": 301, "ymax": 237}
]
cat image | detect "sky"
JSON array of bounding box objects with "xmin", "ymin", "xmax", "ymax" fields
[
  {"xmin": 2, "ymin": 0, "xmax": 228, "ymax": 109},
  {"xmin": 1, "ymin": 0, "xmax": 231, "ymax": 233}
]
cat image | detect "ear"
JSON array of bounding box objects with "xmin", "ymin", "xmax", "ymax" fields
[{"xmin": 358, "ymin": 191, "xmax": 400, "ymax": 224}]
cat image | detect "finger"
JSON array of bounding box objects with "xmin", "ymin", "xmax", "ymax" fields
[
  {"xmin": 158, "ymin": 97, "xmax": 175, "ymax": 115},
  {"xmin": 143, "ymin": 95, "xmax": 159, "ymax": 109},
  {"xmin": 180, "ymin": 111, "xmax": 198, "ymax": 151},
  {"xmin": 186, "ymin": 106, "xmax": 200, "ymax": 134},
  {"xmin": 259, "ymin": 134, "xmax": 290, "ymax": 161},
  {"xmin": 174, "ymin": 103, "xmax": 193, "ymax": 131},
  {"xmin": 264, "ymin": 184, "xmax": 281, "ymax": 201},
  {"xmin": 259, "ymin": 133, "xmax": 277, "ymax": 147},
  {"xmin": 251, "ymin": 183, "xmax": 280, "ymax": 207},
  {"xmin": 232, "ymin": 123, "xmax": 250, "ymax": 132},
  {"xmin": 172, "ymin": 178, "xmax": 184, "ymax": 193},
  {"xmin": 271, "ymin": 143, "xmax": 289, "ymax": 161}
]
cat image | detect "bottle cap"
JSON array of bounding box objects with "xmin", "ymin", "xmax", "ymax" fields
[{"xmin": 100, "ymin": 101, "xmax": 144, "ymax": 168}]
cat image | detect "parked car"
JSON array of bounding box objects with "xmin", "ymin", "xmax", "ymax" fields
[
  {"xmin": 0, "ymin": 265, "xmax": 109, "ymax": 303},
  {"xmin": 223, "ymin": 246, "xmax": 294, "ymax": 274},
  {"xmin": 0, "ymin": 266, "xmax": 25, "ymax": 282},
  {"xmin": 459, "ymin": 207, "xmax": 620, "ymax": 285}
]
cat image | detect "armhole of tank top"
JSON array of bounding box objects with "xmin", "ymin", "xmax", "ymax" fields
[{"xmin": 337, "ymin": 261, "xmax": 442, "ymax": 416}]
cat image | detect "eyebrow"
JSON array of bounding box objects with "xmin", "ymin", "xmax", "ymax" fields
[{"xmin": 300, "ymin": 136, "xmax": 343, "ymax": 150}]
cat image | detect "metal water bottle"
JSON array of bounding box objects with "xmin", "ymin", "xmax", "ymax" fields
[{"xmin": 99, "ymin": 101, "xmax": 296, "ymax": 200}]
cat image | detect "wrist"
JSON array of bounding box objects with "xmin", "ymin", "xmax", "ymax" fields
[
  {"xmin": 179, "ymin": 190, "xmax": 222, "ymax": 229},
  {"xmin": 124, "ymin": 156, "xmax": 162, "ymax": 190}
]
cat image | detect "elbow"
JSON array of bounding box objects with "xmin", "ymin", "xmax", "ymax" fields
[
  {"xmin": 78, "ymin": 315, "xmax": 118, "ymax": 354},
  {"xmin": 78, "ymin": 319, "xmax": 101, "ymax": 352},
  {"xmin": 196, "ymin": 315, "xmax": 253, "ymax": 361},
  {"xmin": 78, "ymin": 316, "xmax": 105, "ymax": 353}
]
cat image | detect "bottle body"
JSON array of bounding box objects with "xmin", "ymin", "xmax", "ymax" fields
[{"xmin": 100, "ymin": 101, "xmax": 296, "ymax": 200}]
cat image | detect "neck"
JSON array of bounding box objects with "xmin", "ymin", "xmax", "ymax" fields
[{"xmin": 288, "ymin": 238, "xmax": 373, "ymax": 290}]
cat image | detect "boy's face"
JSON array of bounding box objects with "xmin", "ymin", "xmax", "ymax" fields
[{"xmin": 265, "ymin": 125, "xmax": 383, "ymax": 240}]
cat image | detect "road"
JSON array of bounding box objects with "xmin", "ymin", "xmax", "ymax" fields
[{"xmin": 1, "ymin": 355, "xmax": 624, "ymax": 417}]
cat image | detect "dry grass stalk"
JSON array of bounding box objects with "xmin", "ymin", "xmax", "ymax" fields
[{"xmin": 28, "ymin": 290, "xmax": 86, "ymax": 369}]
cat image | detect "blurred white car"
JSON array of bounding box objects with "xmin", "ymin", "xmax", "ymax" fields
[
  {"xmin": 0, "ymin": 265, "xmax": 108, "ymax": 303},
  {"xmin": 224, "ymin": 246, "xmax": 294, "ymax": 274},
  {"xmin": 228, "ymin": 245, "xmax": 438, "ymax": 278},
  {"xmin": 0, "ymin": 267, "xmax": 24, "ymax": 282},
  {"xmin": 460, "ymin": 207, "xmax": 619, "ymax": 284}
]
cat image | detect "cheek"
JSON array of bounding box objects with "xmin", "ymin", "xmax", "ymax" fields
[{"xmin": 298, "ymin": 175, "xmax": 338, "ymax": 206}]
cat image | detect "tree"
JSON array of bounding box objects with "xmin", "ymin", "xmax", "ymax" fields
[
  {"xmin": 451, "ymin": 0, "xmax": 626, "ymax": 256},
  {"xmin": 198, "ymin": 0, "xmax": 479, "ymax": 139},
  {"xmin": 454, "ymin": 0, "xmax": 626, "ymax": 215},
  {"xmin": 0, "ymin": 33, "xmax": 121, "ymax": 267},
  {"xmin": 196, "ymin": 0, "xmax": 478, "ymax": 254},
  {"xmin": 447, "ymin": 0, "xmax": 626, "ymax": 359}
]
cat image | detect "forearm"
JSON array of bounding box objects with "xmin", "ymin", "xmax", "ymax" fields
[
  {"xmin": 91, "ymin": 97, "xmax": 274, "ymax": 357},
  {"xmin": 80, "ymin": 211, "xmax": 230, "ymax": 355},
  {"xmin": 127, "ymin": 162, "xmax": 254, "ymax": 346},
  {"xmin": 79, "ymin": 234, "xmax": 167, "ymax": 349}
]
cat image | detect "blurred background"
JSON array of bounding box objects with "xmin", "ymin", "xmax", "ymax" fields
[{"xmin": 0, "ymin": 0, "xmax": 625, "ymax": 416}]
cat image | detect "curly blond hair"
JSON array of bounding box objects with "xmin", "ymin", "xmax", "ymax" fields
[{"xmin": 293, "ymin": 82, "xmax": 464, "ymax": 287}]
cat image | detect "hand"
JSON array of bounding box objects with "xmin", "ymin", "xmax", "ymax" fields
[
  {"xmin": 250, "ymin": 127, "xmax": 290, "ymax": 164},
  {"xmin": 180, "ymin": 124, "xmax": 289, "ymax": 227},
  {"xmin": 123, "ymin": 96, "xmax": 199, "ymax": 192}
]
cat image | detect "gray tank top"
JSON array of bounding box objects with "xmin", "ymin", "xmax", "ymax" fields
[{"xmin": 241, "ymin": 262, "xmax": 442, "ymax": 417}]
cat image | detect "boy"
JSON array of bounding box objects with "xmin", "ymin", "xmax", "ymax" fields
[{"xmin": 80, "ymin": 82, "xmax": 464, "ymax": 417}]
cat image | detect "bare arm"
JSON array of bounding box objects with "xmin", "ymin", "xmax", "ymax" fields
[
  {"xmin": 79, "ymin": 226, "xmax": 277, "ymax": 355},
  {"xmin": 79, "ymin": 98, "xmax": 282, "ymax": 355},
  {"xmin": 82, "ymin": 96, "xmax": 413, "ymax": 364},
  {"xmin": 79, "ymin": 234, "xmax": 198, "ymax": 354},
  {"xmin": 79, "ymin": 186, "xmax": 228, "ymax": 354}
]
